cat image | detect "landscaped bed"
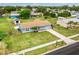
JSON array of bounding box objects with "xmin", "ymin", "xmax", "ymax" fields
[{"xmin": 25, "ymin": 41, "xmax": 66, "ymax": 55}]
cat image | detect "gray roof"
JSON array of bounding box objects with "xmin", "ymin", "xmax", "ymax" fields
[{"xmin": 63, "ymin": 18, "xmax": 79, "ymax": 24}]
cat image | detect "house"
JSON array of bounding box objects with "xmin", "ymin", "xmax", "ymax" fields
[
  {"xmin": 31, "ymin": 8, "xmax": 43, "ymax": 17},
  {"xmin": 57, "ymin": 17, "xmax": 79, "ymax": 28},
  {"xmin": 9, "ymin": 11, "xmax": 20, "ymax": 19},
  {"xmin": 31, "ymin": 12, "xmax": 43, "ymax": 17},
  {"xmin": 14, "ymin": 20, "xmax": 52, "ymax": 33},
  {"xmin": 70, "ymin": 11, "xmax": 79, "ymax": 17}
]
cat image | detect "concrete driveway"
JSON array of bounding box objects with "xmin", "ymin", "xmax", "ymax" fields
[{"xmin": 46, "ymin": 29, "xmax": 76, "ymax": 44}]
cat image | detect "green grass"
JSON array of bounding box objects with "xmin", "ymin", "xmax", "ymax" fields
[
  {"xmin": 0, "ymin": 18, "xmax": 13, "ymax": 31},
  {"xmin": 54, "ymin": 25, "xmax": 79, "ymax": 37},
  {"xmin": 42, "ymin": 17, "xmax": 79, "ymax": 37},
  {"xmin": 25, "ymin": 41, "xmax": 66, "ymax": 55},
  {"xmin": 0, "ymin": 18, "xmax": 6, "ymax": 21},
  {"xmin": 1, "ymin": 17, "xmax": 77, "ymax": 54},
  {"xmin": 72, "ymin": 36, "xmax": 79, "ymax": 41},
  {"xmin": 0, "ymin": 17, "xmax": 59, "ymax": 54},
  {"xmin": 3, "ymin": 31, "xmax": 59, "ymax": 53}
]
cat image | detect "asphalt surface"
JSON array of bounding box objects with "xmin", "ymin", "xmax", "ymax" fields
[{"xmin": 45, "ymin": 42, "xmax": 79, "ymax": 55}]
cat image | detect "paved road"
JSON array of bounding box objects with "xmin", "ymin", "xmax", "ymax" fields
[
  {"xmin": 45, "ymin": 42, "xmax": 79, "ymax": 55},
  {"xmin": 46, "ymin": 29, "xmax": 76, "ymax": 44}
]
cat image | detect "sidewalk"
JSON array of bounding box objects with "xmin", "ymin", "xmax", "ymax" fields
[
  {"xmin": 10, "ymin": 40, "xmax": 62, "ymax": 55},
  {"xmin": 46, "ymin": 29, "xmax": 76, "ymax": 44},
  {"xmin": 9, "ymin": 30, "xmax": 79, "ymax": 55}
]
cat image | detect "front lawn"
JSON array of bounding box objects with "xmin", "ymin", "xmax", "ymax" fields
[
  {"xmin": 3, "ymin": 31, "xmax": 59, "ymax": 53},
  {"xmin": 0, "ymin": 17, "xmax": 59, "ymax": 54},
  {"xmin": 25, "ymin": 41, "xmax": 66, "ymax": 55}
]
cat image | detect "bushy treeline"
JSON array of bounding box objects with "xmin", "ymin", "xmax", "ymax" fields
[{"xmin": 0, "ymin": 5, "xmax": 79, "ymax": 19}]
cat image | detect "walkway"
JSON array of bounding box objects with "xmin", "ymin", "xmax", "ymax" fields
[
  {"xmin": 68, "ymin": 34, "xmax": 79, "ymax": 38},
  {"xmin": 46, "ymin": 29, "xmax": 76, "ymax": 44},
  {"xmin": 10, "ymin": 40, "xmax": 62, "ymax": 55}
]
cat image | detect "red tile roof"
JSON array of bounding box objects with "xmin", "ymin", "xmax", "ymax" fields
[{"xmin": 21, "ymin": 20, "xmax": 51, "ymax": 28}]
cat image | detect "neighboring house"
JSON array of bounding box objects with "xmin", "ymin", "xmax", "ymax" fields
[
  {"xmin": 31, "ymin": 8, "xmax": 43, "ymax": 17},
  {"xmin": 70, "ymin": 11, "xmax": 79, "ymax": 17},
  {"xmin": 14, "ymin": 20, "xmax": 52, "ymax": 33},
  {"xmin": 31, "ymin": 12, "xmax": 43, "ymax": 17},
  {"xmin": 9, "ymin": 11, "xmax": 20, "ymax": 19},
  {"xmin": 57, "ymin": 17, "xmax": 79, "ymax": 28}
]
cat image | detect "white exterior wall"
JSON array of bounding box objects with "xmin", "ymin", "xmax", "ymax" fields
[{"xmin": 39, "ymin": 25, "xmax": 52, "ymax": 30}]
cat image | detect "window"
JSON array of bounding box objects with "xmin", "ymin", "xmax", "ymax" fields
[{"xmin": 26, "ymin": 28, "xmax": 29, "ymax": 31}]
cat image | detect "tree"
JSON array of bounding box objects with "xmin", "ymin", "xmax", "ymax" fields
[
  {"xmin": 44, "ymin": 12, "xmax": 50, "ymax": 16},
  {"xmin": 58, "ymin": 11, "xmax": 71, "ymax": 17},
  {"xmin": 20, "ymin": 9, "xmax": 31, "ymax": 19},
  {"xmin": 36, "ymin": 6, "xmax": 46, "ymax": 13},
  {"xmin": 4, "ymin": 6, "xmax": 16, "ymax": 13},
  {"xmin": 0, "ymin": 9, "xmax": 5, "ymax": 15},
  {"xmin": 31, "ymin": 26, "xmax": 40, "ymax": 31},
  {"xmin": 50, "ymin": 13, "xmax": 56, "ymax": 18}
]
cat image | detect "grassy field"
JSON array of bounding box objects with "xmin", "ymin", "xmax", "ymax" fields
[
  {"xmin": 3, "ymin": 31, "xmax": 59, "ymax": 53},
  {"xmin": 72, "ymin": 36, "xmax": 79, "ymax": 41},
  {"xmin": 53, "ymin": 25, "xmax": 79, "ymax": 37},
  {"xmin": 25, "ymin": 41, "xmax": 66, "ymax": 55}
]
